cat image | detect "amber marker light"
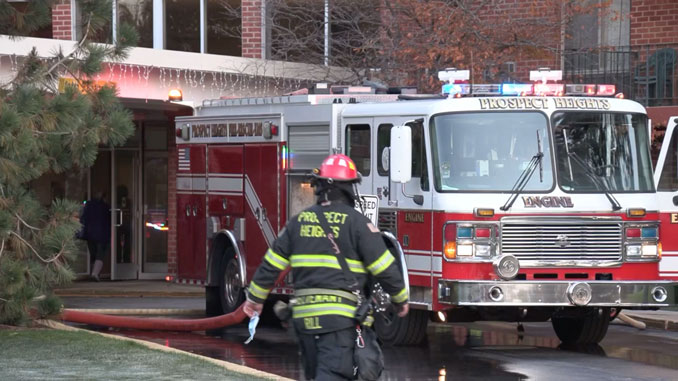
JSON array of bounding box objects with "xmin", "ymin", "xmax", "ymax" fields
[
  {"xmin": 443, "ymin": 241, "xmax": 457, "ymax": 260},
  {"xmin": 474, "ymin": 208, "xmax": 495, "ymax": 218},
  {"xmin": 168, "ymin": 88, "xmax": 183, "ymax": 101},
  {"xmin": 658, "ymin": 242, "xmax": 663, "ymax": 259},
  {"xmin": 626, "ymin": 208, "xmax": 646, "ymax": 217}
]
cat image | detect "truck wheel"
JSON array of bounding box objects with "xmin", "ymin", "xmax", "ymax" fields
[
  {"xmin": 374, "ymin": 307, "xmax": 428, "ymax": 346},
  {"xmin": 551, "ymin": 308, "xmax": 611, "ymax": 345},
  {"xmin": 218, "ymin": 250, "xmax": 245, "ymax": 314}
]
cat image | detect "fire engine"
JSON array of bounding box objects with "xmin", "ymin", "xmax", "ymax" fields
[{"xmin": 175, "ymin": 69, "xmax": 678, "ymax": 345}]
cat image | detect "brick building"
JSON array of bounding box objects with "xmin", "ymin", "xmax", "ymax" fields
[
  {"xmin": 1, "ymin": 0, "xmax": 677, "ymax": 282},
  {"xmin": 1, "ymin": 0, "xmax": 348, "ymax": 281}
]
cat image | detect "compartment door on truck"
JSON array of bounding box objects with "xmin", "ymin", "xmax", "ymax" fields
[
  {"xmin": 243, "ymin": 144, "xmax": 283, "ymax": 281},
  {"xmin": 655, "ymin": 116, "xmax": 678, "ymax": 279},
  {"xmin": 176, "ymin": 144, "xmax": 207, "ymax": 280},
  {"xmin": 207, "ymin": 144, "xmax": 245, "ymax": 253}
]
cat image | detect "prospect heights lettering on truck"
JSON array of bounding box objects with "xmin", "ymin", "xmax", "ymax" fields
[
  {"xmin": 479, "ymin": 98, "xmax": 548, "ymax": 110},
  {"xmin": 478, "ymin": 98, "xmax": 611, "ymax": 110},
  {"xmin": 522, "ymin": 196, "xmax": 574, "ymax": 208}
]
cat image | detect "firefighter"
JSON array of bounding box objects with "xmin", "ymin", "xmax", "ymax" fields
[{"xmin": 243, "ymin": 153, "xmax": 409, "ymax": 380}]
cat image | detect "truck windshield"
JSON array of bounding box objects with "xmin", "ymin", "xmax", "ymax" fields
[
  {"xmin": 552, "ymin": 112, "xmax": 654, "ymax": 192},
  {"xmin": 430, "ymin": 112, "xmax": 553, "ymax": 192}
]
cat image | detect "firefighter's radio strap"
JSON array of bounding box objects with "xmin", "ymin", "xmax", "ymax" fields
[{"xmin": 316, "ymin": 209, "xmax": 361, "ymax": 296}]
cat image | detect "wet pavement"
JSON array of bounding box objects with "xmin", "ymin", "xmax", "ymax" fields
[
  {"xmin": 70, "ymin": 318, "xmax": 678, "ymax": 381},
  {"xmin": 59, "ymin": 282, "xmax": 678, "ymax": 380}
]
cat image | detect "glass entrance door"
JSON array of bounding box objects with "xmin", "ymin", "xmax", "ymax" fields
[
  {"xmin": 142, "ymin": 151, "xmax": 168, "ymax": 276},
  {"xmin": 112, "ymin": 149, "xmax": 139, "ymax": 280}
]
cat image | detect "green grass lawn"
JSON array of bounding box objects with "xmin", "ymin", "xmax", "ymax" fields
[{"xmin": 0, "ymin": 328, "xmax": 268, "ymax": 380}]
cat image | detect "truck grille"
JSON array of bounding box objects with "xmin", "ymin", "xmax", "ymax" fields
[{"xmin": 500, "ymin": 217, "xmax": 622, "ymax": 264}]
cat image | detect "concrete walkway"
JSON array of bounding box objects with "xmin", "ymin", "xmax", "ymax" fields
[{"xmin": 55, "ymin": 279, "xmax": 204, "ymax": 297}]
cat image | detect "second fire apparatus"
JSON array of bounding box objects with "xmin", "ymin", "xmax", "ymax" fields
[{"xmin": 175, "ymin": 70, "xmax": 678, "ymax": 345}]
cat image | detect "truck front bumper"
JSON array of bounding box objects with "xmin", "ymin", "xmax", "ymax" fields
[{"xmin": 438, "ymin": 280, "xmax": 678, "ymax": 307}]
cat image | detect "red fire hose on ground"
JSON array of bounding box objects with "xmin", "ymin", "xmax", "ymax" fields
[{"xmin": 59, "ymin": 306, "xmax": 247, "ymax": 331}]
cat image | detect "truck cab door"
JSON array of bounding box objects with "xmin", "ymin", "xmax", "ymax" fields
[
  {"xmin": 654, "ymin": 116, "xmax": 678, "ymax": 279},
  {"xmin": 344, "ymin": 118, "xmax": 374, "ymax": 199}
]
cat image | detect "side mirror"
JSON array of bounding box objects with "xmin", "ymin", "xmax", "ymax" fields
[{"xmin": 390, "ymin": 125, "xmax": 412, "ymax": 183}]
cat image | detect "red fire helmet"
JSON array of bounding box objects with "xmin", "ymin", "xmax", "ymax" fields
[{"xmin": 315, "ymin": 154, "xmax": 361, "ymax": 182}]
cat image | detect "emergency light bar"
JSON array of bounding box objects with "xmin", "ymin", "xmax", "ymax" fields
[
  {"xmin": 440, "ymin": 83, "xmax": 616, "ymax": 97},
  {"xmin": 438, "ymin": 68, "xmax": 618, "ymax": 98}
]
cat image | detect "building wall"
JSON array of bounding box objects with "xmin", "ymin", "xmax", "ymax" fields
[
  {"xmin": 49, "ymin": 1, "xmax": 265, "ymax": 58},
  {"xmin": 241, "ymin": 0, "xmax": 263, "ymax": 58},
  {"xmin": 630, "ymin": 0, "xmax": 678, "ymax": 46},
  {"xmin": 52, "ymin": 0, "xmax": 72, "ymax": 40}
]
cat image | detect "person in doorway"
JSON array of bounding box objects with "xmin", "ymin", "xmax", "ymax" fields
[
  {"xmin": 80, "ymin": 191, "xmax": 111, "ymax": 281},
  {"xmin": 243, "ymin": 154, "xmax": 409, "ymax": 380}
]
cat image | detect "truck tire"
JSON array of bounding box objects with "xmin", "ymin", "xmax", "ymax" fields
[
  {"xmin": 374, "ymin": 307, "xmax": 428, "ymax": 346},
  {"xmin": 551, "ymin": 307, "xmax": 611, "ymax": 345},
  {"xmin": 218, "ymin": 249, "xmax": 245, "ymax": 314}
]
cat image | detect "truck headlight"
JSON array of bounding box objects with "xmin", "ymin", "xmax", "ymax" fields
[
  {"xmin": 475, "ymin": 244, "xmax": 492, "ymax": 257},
  {"xmin": 626, "ymin": 244, "xmax": 641, "ymax": 257},
  {"xmin": 641, "ymin": 244, "xmax": 658, "ymax": 257},
  {"xmin": 457, "ymin": 243, "xmax": 473, "ymax": 256}
]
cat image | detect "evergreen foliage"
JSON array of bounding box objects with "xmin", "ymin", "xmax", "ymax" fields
[{"xmin": 0, "ymin": 0, "xmax": 136, "ymax": 325}]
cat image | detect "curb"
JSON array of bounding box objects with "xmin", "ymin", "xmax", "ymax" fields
[
  {"xmin": 38, "ymin": 319, "xmax": 294, "ymax": 381},
  {"xmin": 623, "ymin": 313, "xmax": 678, "ymax": 332}
]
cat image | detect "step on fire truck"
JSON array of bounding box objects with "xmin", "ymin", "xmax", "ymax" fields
[{"xmin": 175, "ymin": 70, "xmax": 678, "ymax": 345}]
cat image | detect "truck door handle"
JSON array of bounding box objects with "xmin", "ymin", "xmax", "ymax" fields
[
  {"xmin": 185, "ymin": 205, "xmax": 191, "ymax": 217},
  {"xmin": 192, "ymin": 205, "xmax": 198, "ymax": 216}
]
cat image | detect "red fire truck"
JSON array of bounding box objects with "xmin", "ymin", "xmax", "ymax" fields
[
  {"xmin": 655, "ymin": 115, "xmax": 678, "ymax": 280},
  {"xmin": 175, "ymin": 70, "xmax": 677, "ymax": 345}
]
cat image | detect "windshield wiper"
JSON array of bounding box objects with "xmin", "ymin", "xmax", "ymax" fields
[
  {"xmin": 567, "ymin": 151, "xmax": 622, "ymax": 211},
  {"xmin": 500, "ymin": 132, "xmax": 544, "ymax": 211}
]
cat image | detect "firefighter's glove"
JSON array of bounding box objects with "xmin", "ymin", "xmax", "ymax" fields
[{"xmin": 244, "ymin": 312, "xmax": 260, "ymax": 345}]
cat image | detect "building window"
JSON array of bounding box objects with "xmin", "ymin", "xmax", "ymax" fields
[
  {"xmin": 82, "ymin": 0, "xmax": 153, "ymax": 47},
  {"xmin": 266, "ymin": 0, "xmax": 377, "ymax": 65},
  {"xmin": 207, "ymin": 0, "xmax": 241, "ymax": 56},
  {"xmin": 166, "ymin": 0, "xmax": 200, "ymax": 52},
  {"xmin": 78, "ymin": 0, "xmax": 242, "ymax": 55},
  {"xmin": 2, "ymin": 1, "xmax": 53, "ymax": 38},
  {"xmin": 563, "ymin": 0, "xmax": 630, "ymax": 72},
  {"xmin": 119, "ymin": 0, "xmax": 153, "ymax": 48}
]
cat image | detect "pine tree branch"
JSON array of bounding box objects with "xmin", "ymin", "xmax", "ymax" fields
[
  {"xmin": 15, "ymin": 213, "xmax": 40, "ymax": 231},
  {"xmin": 9, "ymin": 231, "xmax": 65, "ymax": 263},
  {"xmin": 0, "ymin": 239, "xmax": 4, "ymax": 261},
  {"xmin": 35, "ymin": 131, "xmax": 72, "ymax": 136},
  {"xmin": 45, "ymin": 18, "xmax": 91, "ymax": 77}
]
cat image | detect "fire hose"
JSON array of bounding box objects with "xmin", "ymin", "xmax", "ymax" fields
[{"xmin": 59, "ymin": 305, "xmax": 246, "ymax": 331}]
